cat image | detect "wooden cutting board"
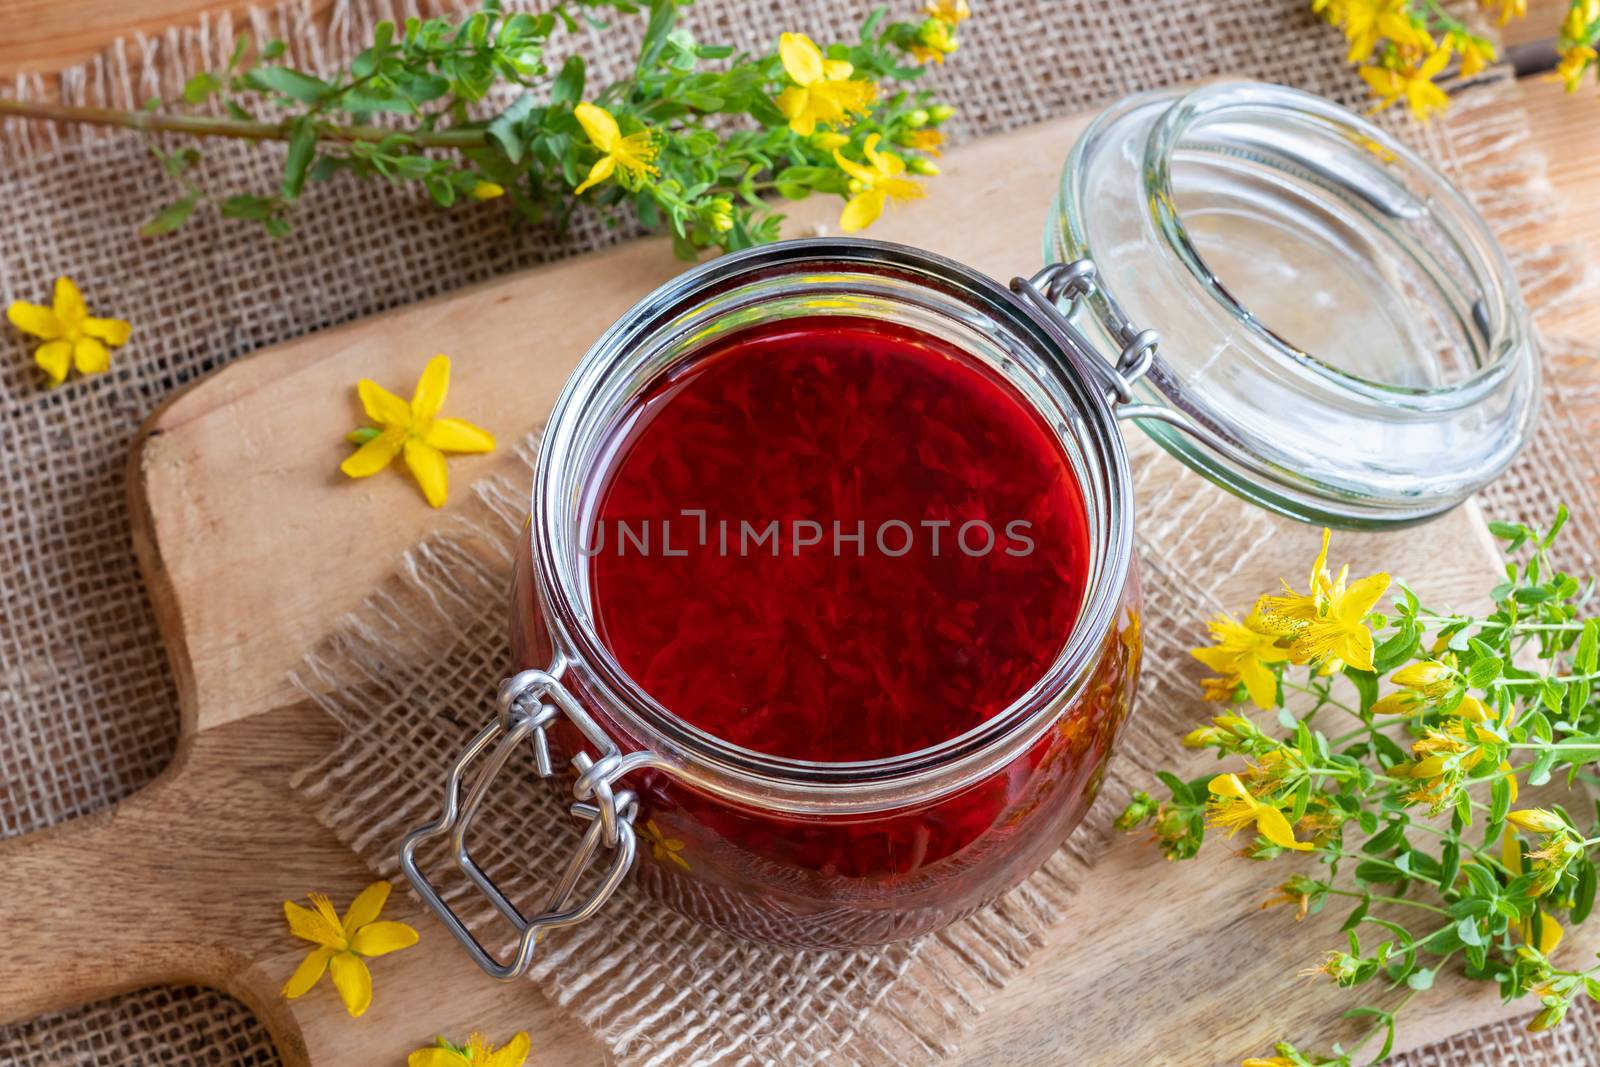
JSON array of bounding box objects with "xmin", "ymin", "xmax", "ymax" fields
[{"xmin": 0, "ymin": 104, "xmax": 1565, "ymax": 1065}]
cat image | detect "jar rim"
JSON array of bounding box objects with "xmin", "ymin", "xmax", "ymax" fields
[
  {"xmin": 1143, "ymin": 82, "xmax": 1522, "ymax": 405},
  {"xmin": 532, "ymin": 239, "xmax": 1137, "ymax": 813},
  {"xmin": 1050, "ymin": 81, "xmax": 1539, "ymax": 528}
]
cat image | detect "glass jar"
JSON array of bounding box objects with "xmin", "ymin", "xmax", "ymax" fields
[{"xmin": 401, "ymin": 82, "xmax": 1535, "ymax": 978}]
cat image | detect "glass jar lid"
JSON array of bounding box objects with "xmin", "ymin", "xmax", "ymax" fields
[{"xmin": 1046, "ymin": 81, "xmax": 1539, "ymax": 528}]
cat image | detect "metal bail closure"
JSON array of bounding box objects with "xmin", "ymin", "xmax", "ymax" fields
[
  {"xmin": 399, "ymin": 668, "xmax": 657, "ymax": 981},
  {"xmin": 1010, "ymin": 261, "xmax": 1160, "ymax": 413},
  {"xmin": 1010, "ymin": 261, "xmax": 1241, "ymax": 451}
]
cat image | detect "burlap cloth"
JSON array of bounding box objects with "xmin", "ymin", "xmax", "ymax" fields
[{"xmin": 3, "ymin": 0, "xmax": 1598, "ymax": 1062}]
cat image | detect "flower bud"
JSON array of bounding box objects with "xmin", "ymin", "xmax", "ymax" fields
[
  {"xmin": 928, "ymin": 103, "xmax": 956, "ymax": 123},
  {"xmin": 1507, "ymin": 809, "xmax": 1568, "ymax": 834},
  {"xmin": 810, "ymin": 131, "xmax": 849, "ymax": 152},
  {"xmin": 907, "ymin": 108, "xmax": 931, "ymax": 128},
  {"xmin": 1182, "ymin": 726, "xmax": 1224, "ymax": 749},
  {"xmin": 470, "ymin": 181, "xmax": 506, "ymax": 200},
  {"xmin": 846, "ymin": 177, "xmax": 865, "ymax": 194},
  {"xmin": 1370, "ymin": 690, "xmax": 1424, "ymax": 717},
  {"xmin": 1455, "ymin": 694, "xmax": 1492, "ymax": 722},
  {"xmin": 907, "ymin": 156, "xmax": 940, "ymax": 176},
  {"xmin": 1114, "ymin": 790, "xmax": 1155, "ymax": 831},
  {"xmin": 1392, "ymin": 660, "xmax": 1452, "ymax": 694}
]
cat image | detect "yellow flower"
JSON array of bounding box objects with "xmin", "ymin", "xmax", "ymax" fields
[
  {"xmin": 909, "ymin": 18, "xmax": 960, "ymax": 63},
  {"xmin": 1362, "ymin": 50, "xmax": 1452, "ymax": 122},
  {"xmin": 1256, "ymin": 530, "xmax": 1390, "ymax": 672},
  {"xmin": 1482, "ymin": 0, "xmax": 1527, "ymax": 26},
  {"xmin": 925, "ymin": 0, "xmax": 971, "ymax": 25},
  {"xmin": 1507, "ymin": 809, "xmax": 1567, "ymax": 834},
  {"xmin": 1206, "ymin": 773, "xmax": 1313, "ymax": 851},
  {"xmin": 1455, "ymin": 694, "xmax": 1492, "ymax": 722},
  {"xmin": 896, "ymin": 128, "xmax": 946, "ymax": 156},
  {"xmin": 282, "ymin": 880, "xmax": 419, "ymax": 1018},
  {"xmin": 409, "ymin": 1032, "xmax": 531, "ymax": 1067},
  {"xmin": 1553, "ymin": 44, "xmax": 1597, "ymax": 92},
  {"xmin": 639, "ymin": 818, "xmax": 690, "ymax": 870},
  {"xmin": 1191, "ymin": 612, "xmax": 1292, "ymax": 710},
  {"xmin": 832, "ymin": 133, "xmax": 925, "ymax": 232},
  {"xmin": 1341, "ymin": 0, "xmax": 1435, "ymax": 62},
  {"xmin": 1448, "ymin": 30, "xmax": 1497, "ymax": 77},
  {"xmin": 470, "ymin": 181, "xmax": 506, "ymax": 200},
  {"xmin": 341, "ymin": 354, "xmax": 497, "ymax": 508},
  {"xmin": 7, "ymin": 276, "xmax": 131, "ymax": 387},
  {"xmin": 1242, "ymin": 1059, "xmax": 1297, "ymax": 1067},
  {"xmin": 775, "ymin": 33, "xmax": 878, "ymax": 136},
  {"xmin": 572, "ymin": 102, "xmax": 658, "ymax": 196}
]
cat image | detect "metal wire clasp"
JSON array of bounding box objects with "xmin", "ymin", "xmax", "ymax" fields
[
  {"xmin": 1010, "ymin": 260, "xmax": 1160, "ymax": 410},
  {"xmin": 399, "ymin": 668, "xmax": 655, "ymax": 980}
]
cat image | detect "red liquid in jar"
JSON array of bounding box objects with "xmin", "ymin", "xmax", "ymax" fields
[{"xmin": 586, "ymin": 316, "xmax": 1092, "ymax": 762}]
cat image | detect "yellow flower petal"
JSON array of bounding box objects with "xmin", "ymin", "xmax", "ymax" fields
[
  {"xmin": 342, "ymin": 880, "xmax": 391, "ymax": 935},
  {"xmin": 779, "ymin": 32, "xmax": 825, "ymax": 86},
  {"xmin": 471, "ymin": 181, "xmax": 505, "ymax": 200},
  {"xmin": 284, "ymin": 899, "xmax": 347, "ymax": 949},
  {"xmin": 73, "ymin": 336, "xmax": 110, "ymax": 375},
  {"xmin": 1538, "ymin": 911, "xmax": 1564, "ymax": 954},
  {"xmin": 282, "ymin": 945, "xmax": 336, "ymax": 998},
  {"xmin": 574, "ymin": 155, "xmax": 617, "ymax": 196},
  {"xmin": 408, "ymin": 1050, "xmax": 467, "ymax": 1067},
  {"xmin": 358, "ymin": 378, "xmax": 412, "ymax": 427},
  {"xmin": 485, "ymin": 1032, "xmax": 532, "ymax": 1067},
  {"xmin": 7, "ymin": 301, "xmax": 59, "ymax": 340},
  {"xmin": 821, "ymin": 58, "xmax": 855, "ymax": 80},
  {"xmin": 1238, "ymin": 655, "xmax": 1279, "ymax": 710},
  {"xmin": 411, "ymin": 355, "xmax": 451, "ymax": 422},
  {"xmin": 350, "ymin": 920, "xmax": 420, "ymax": 958},
  {"xmin": 1255, "ymin": 805, "xmax": 1314, "ymax": 851},
  {"xmin": 424, "ymin": 417, "xmax": 496, "ymax": 454},
  {"xmin": 574, "ymin": 102, "xmax": 621, "ymax": 152},
  {"xmin": 1342, "ymin": 572, "xmax": 1391, "ymax": 620},
  {"xmin": 775, "ymin": 86, "xmax": 812, "ymax": 132},
  {"xmin": 83, "ymin": 316, "xmax": 132, "ymax": 346},
  {"xmin": 52, "ymin": 276, "xmax": 86, "ymax": 334},
  {"xmin": 1209, "ymin": 773, "xmax": 1252, "ymax": 800},
  {"xmin": 839, "ymin": 190, "xmax": 885, "ymax": 232},
  {"xmin": 35, "ymin": 339, "xmax": 73, "ymax": 385},
  {"xmin": 329, "ymin": 952, "xmax": 373, "ymax": 1017},
  {"xmin": 340, "ymin": 425, "xmax": 406, "ymax": 479},
  {"xmin": 404, "ymin": 437, "xmax": 450, "ymax": 508}
]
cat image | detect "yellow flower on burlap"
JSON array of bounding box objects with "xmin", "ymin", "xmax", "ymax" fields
[
  {"xmin": 832, "ymin": 134, "xmax": 925, "ymax": 232},
  {"xmin": 409, "ymin": 1031, "xmax": 531, "ymax": 1067},
  {"xmin": 282, "ymin": 880, "xmax": 419, "ymax": 1018},
  {"xmin": 909, "ymin": 17, "xmax": 961, "ymax": 64},
  {"xmin": 924, "ymin": 0, "xmax": 971, "ymax": 26},
  {"xmin": 1361, "ymin": 49, "xmax": 1452, "ymax": 122},
  {"xmin": 775, "ymin": 33, "xmax": 878, "ymax": 136},
  {"xmin": 341, "ymin": 354, "xmax": 496, "ymax": 509},
  {"xmin": 6, "ymin": 276, "xmax": 131, "ymax": 387},
  {"xmin": 572, "ymin": 102, "xmax": 659, "ymax": 196}
]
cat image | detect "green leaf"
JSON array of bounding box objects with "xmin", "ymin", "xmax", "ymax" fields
[
  {"xmin": 139, "ymin": 194, "xmax": 198, "ymax": 237},
  {"xmin": 1490, "ymin": 776, "xmax": 1511, "ymax": 825},
  {"xmin": 1456, "ymin": 916, "xmax": 1484, "ymax": 947},
  {"xmin": 487, "ymin": 91, "xmax": 537, "ymax": 163},
  {"xmin": 220, "ymin": 194, "xmax": 278, "ymax": 220},
  {"xmin": 1407, "ymin": 967, "xmax": 1435, "ymax": 990},
  {"xmin": 635, "ymin": 0, "xmax": 677, "ymax": 75},
  {"xmin": 244, "ymin": 65, "xmax": 333, "ymax": 104},
  {"xmin": 1466, "ymin": 655, "xmax": 1505, "ymax": 688},
  {"xmin": 183, "ymin": 71, "xmax": 221, "ymax": 104},
  {"xmin": 1528, "ymin": 747, "xmax": 1559, "ymax": 787},
  {"xmin": 551, "ymin": 55, "xmax": 586, "ymax": 106},
  {"xmin": 1340, "ymin": 896, "xmax": 1371, "ymax": 932},
  {"xmin": 262, "ymin": 39, "xmax": 287, "ymax": 60},
  {"xmin": 1578, "ymin": 619, "xmax": 1599, "ymax": 673},
  {"xmin": 1574, "ymin": 860, "xmax": 1596, "ymax": 924},
  {"xmin": 281, "ymin": 117, "xmax": 318, "ymax": 199}
]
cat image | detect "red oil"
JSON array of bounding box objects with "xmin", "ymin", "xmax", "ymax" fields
[{"xmin": 585, "ymin": 316, "xmax": 1092, "ymax": 763}]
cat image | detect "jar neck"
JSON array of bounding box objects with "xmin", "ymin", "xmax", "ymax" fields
[{"xmin": 531, "ymin": 238, "xmax": 1136, "ymax": 815}]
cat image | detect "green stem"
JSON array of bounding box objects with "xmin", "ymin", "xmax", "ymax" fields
[
  {"xmin": 0, "ymin": 97, "xmax": 488, "ymax": 149},
  {"xmin": 1321, "ymin": 885, "xmax": 1453, "ymax": 917}
]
